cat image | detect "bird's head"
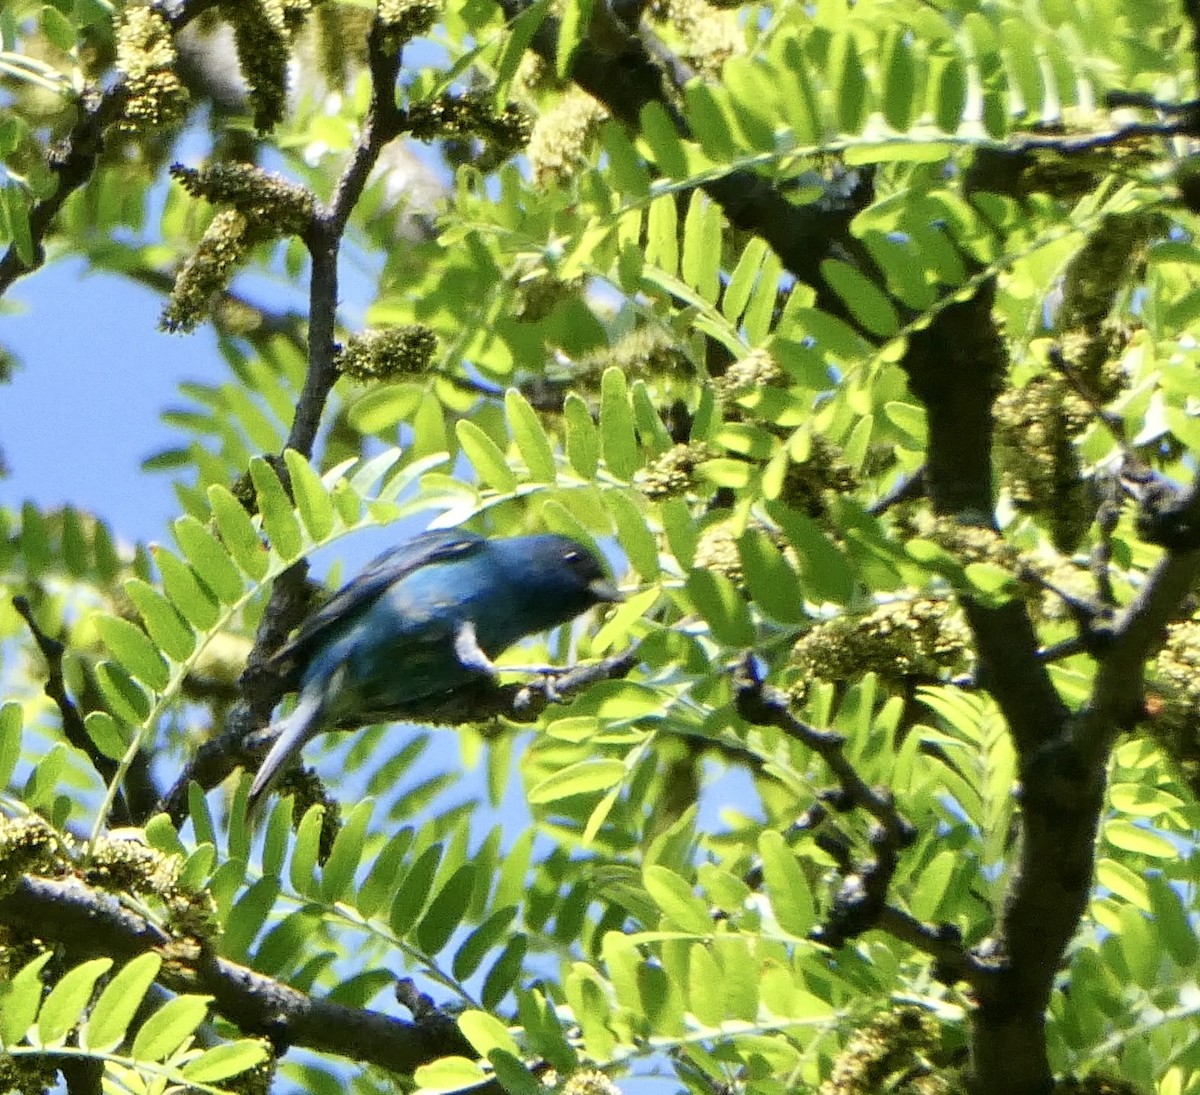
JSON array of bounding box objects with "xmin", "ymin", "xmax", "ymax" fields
[{"xmin": 492, "ymin": 534, "xmax": 623, "ymax": 630}]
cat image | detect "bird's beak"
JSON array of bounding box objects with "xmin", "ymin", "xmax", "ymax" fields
[{"xmin": 588, "ymin": 577, "xmax": 624, "ymax": 603}]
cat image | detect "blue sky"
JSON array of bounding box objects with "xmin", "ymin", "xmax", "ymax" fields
[{"xmin": 4, "ymin": 256, "xmax": 220, "ymax": 542}]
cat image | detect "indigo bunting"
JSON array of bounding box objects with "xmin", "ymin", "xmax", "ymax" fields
[{"xmin": 247, "ymin": 529, "xmax": 622, "ymax": 811}]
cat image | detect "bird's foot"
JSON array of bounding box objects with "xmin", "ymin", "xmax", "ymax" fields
[{"xmin": 501, "ymin": 664, "xmax": 565, "ymax": 701}]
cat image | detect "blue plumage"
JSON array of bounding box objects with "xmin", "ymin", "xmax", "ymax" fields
[{"xmin": 246, "ymin": 529, "xmax": 622, "ymax": 811}]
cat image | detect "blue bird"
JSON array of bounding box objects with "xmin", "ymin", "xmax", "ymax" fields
[{"xmin": 246, "ymin": 529, "xmax": 622, "ymax": 812}]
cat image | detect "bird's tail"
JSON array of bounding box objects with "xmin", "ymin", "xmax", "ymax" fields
[{"xmin": 246, "ymin": 689, "xmax": 325, "ymax": 816}]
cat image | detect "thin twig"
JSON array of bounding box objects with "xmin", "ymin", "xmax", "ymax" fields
[
  {"xmin": 733, "ymin": 656, "xmax": 916, "ymax": 849},
  {"xmin": 11, "ymin": 595, "xmax": 130, "ymax": 824}
]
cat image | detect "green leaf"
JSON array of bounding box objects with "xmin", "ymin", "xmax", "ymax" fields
[
  {"xmin": 458, "ymin": 1010, "xmax": 521, "ymax": 1058},
  {"xmin": 570, "ymin": 680, "xmax": 664, "ymax": 719},
  {"xmin": 482, "ymin": 934, "xmax": 527, "ymax": 1010},
  {"xmin": 290, "ymin": 803, "xmax": 326, "ymax": 897},
  {"xmin": 556, "ymin": 0, "xmax": 594, "ymax": 76},
  {"xmin": 742, "ymin": 247, "xmax": 784, "ymax": 345},
  {"xmin": 208, "ymin": 485, "xmax": 269, "ymax": 580},
  {"xmin": 496, "ymin": 0, "xmax": 550, "ymax": 92},
  {"xmin": 774, "ymin": 36, "xmax": 821, "ymax": 142},
  {"xmin": 681, "ymin": 191, "xmax": 721, "ymax": 303},
  {"xmin": 458, "ymin": 420, "xmax": 518, "ymax": 493},
  {"xmin": 93, "ymin": 613, "xmax": 170, "ymax": 692},
  {"xmin": 713, "ymin": 936, "xmax": 758, "ymax": 1020},
  {"xmin": 322, "ymin": 797, "xmax": 375, "ymax": 903},
  {"xmin": 351, "ymin": 448, "xmax": 403, "ymax": 496},
  {"xmin": 284, "ymin": 449, "xmax": 336, "ymax": 541},
  {"xmin": 638, "ymin": 961, "xmax": 684, "ymax": 1036},
  {"xmin": 348, "ymin": 383, "xmax": 423, "ymax": 434},
  {"xmin": 515, "ymin": 988, "xmax": 579, "ymax": 1073},
  {"xmin": 683, "ymin": 81, "xmax": 741, "ymax": 162},
  {"xmin": 1146, "ymin": 873, "xmax": 1199, "ymax": 967},
  {"xmin": 174, "ymin": 514, "xmax": 244, "ymax": 604},
  {"xmin": 131, "ymin": 994, "xmax": 213, "ymax": 1061},
  {"xmin": 125, "ymin": 579, "xmax": 195, "ymax": 661},
  {"xmin": 250, "ymin": 456, "xmax": 303, "ymax": 561},
  {"xmin": 820, "ymin": 258, "xmax": 900, "ymax": 337},
  {"xmin": 528, "ymin": 759, "xmax": 626, "ymax": 804},
  {"xmin": 722, "ymin": 55, "xmax": 779, "ymax": 150},
  {"xmin": 0, "ymin": 951, "xmax": 53, "ymax": 1046},
  {"xmin": 23, "ymin": 742, "xmax": 67, "ymax": 809},
  {"xmin": 688, "ymin": 943, "xmax": 725, "ymax": 1026},
  {"xmin": 40, "ymin": 8, "xmax": 75, "ymax": 50},
  {"xmin": 1104, "ymin": 821, "xmax": 1178, "ymax": 859},
  {"xmin": 413, "ymin": 1056, "xmax": 487, "ymax": 1093},
  {"xmin": 489, "ymin": 1049, "xmax": 542, "ymax": 1095},
  {"xmin": 599, "ymin": 367, "xmax": 640, "ymax": 481},
  {"xmin": 188, "ymin": 781, "xmax": 217, "ymax": 850},
  {"xmin": 631, "ymin": 380, "xmax": 674, "ymax": 455},
  {"xmin": 932, "ymin": 50, "xmax": 967, "ymax": 132},
  {"xmin": 259, "ymin": 799, "xmax": 292, "ymax": 880},
  {"xmin": 453, "ymin": 905, "xmax": 519, "ymax": 980},
  {"xmin": 563, "ymin": 393, "xmax": 600, "ymax": 479},
  {"xmin": 390, "ymin": 842, "xmax": 443, "ymax": 937},
  {"xmin": 37, "ymin": 957, "xmax": 112, "ymax": 1047},
  {"xmin": 153, "ymin": 546, "xmax": 221, "ymax": 630},
  {"xmin": 643, "ymin": 865, "xmax": 712, "ymax": 934},
  {"xmin": 909, "ymin": 849, "xmax": 956, "ymax": 921},
  {"xmin": 356, "ymin": 826, "xmax": 414, "ymax": 918},
  {"xmin": 685, "ymin": 569, "xmax": 755, "ymax": 646},
  {"xmin": 0, "ymin": 702, "xmax": 21, "ymax": 790},
  {"xmin": 638, "ymin": 101, "xmax": 688, "ymax": 179},
  {"xmin": 738, "ymin": 528, "xmax": 803, "ymax": 625},
  {"xmin": 723, "ymin": 237, "xmax": 768, "ymax": 324},
  {"xmin": 646, "ymin": 193, "xmax": 679, "ymax": 277},
  {"xmin": 255, "ymin": 908, "xmax": 322, "ymax": 976},
  {"xmin": 830, "ymin": 30, "xmax": 869, "ymax": 134},
  {"xmin": 881, "ymin": 30, "xmax": 916, "ymax": 131},
  {"xmin": 599, "ymin": 121, "xmax": 650, "ymax": 197},
  {"xmin": 145, "ymin": 813, "xmax": 187, "ymax": 859},
  {"xmin": 661, "ymin": 496, "xmax": 697, "ymax": 569},
  {"xmin": 85, "ymin": 711, "xmax": 128, "ymax": 761},
  {"xmin": 181, "ymin": 1039, "xmax": 270, "ymax": 1082},
  {"xmin": 94, "ymin": 662, "xmax": 151, "ymax": 723},
  {"xmin": 506, "ymin": 388, "xmax": 557, "ymax": 483},
  {"xmin": 223, "ymin": 877, "xmax": 281, "ymax": 963},
  {"xmin": 82, "ymin": 953, "xmax": 162, "ymax": 1052},
  {"xmin": 607, "ymin": 489, "xmax": 659, "ymax": 581}
]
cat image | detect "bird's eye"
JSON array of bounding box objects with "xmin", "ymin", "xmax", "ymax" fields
[{"xmin": 563, "ymin": 549, "xmax": 581, "ymax": 565}]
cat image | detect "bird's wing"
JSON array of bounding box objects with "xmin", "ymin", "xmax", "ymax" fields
[{"xmin": 269, "ymin": 529, "xmax": 484, "ymax": 677}]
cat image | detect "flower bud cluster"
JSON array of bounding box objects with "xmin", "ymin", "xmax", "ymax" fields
[
  {"xmin": 408, "ymin": 92, "xmax": 533, "ymax": 159},
  {"xmin": 640, "ymin": 442, "xmax": 711, "ymax": 500},
  {"xmin": 527, "ymin": 89, "xmax": 608, "ymax": 186},
  {"xmin": 378, "ymin": 0, "xmax": 441, "ymax": 44},
  {"xmin": 335, "ymin": 325, "xmax": 438, "ymax": 381},
  {"xmin": 790, "ymin": 597, "xmax": 970, "ymax": 699},
  {"xmin": 115, "ymin": 3, "xmax": 189, "ymax": 133}
]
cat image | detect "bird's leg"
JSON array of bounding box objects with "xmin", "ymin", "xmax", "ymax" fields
[{"xmin": 454, "ymin": 621, "xmax": 565, "ymax": 697}]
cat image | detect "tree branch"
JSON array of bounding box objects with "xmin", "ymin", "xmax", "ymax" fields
[
  {"xmin": 11, "ymin": 595, "xmax": 131, "ymax": 825},
  {"xmin": 0, "ymin": 875, "xmax": 473, "ymax": 1075},
  {"xmin": 733, "ymin": 655, "xmax": 916, "ymax": 850},
  {"xmin": 1084, "ymin": 467, "xmax": 1200, "ymax": 757}
]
